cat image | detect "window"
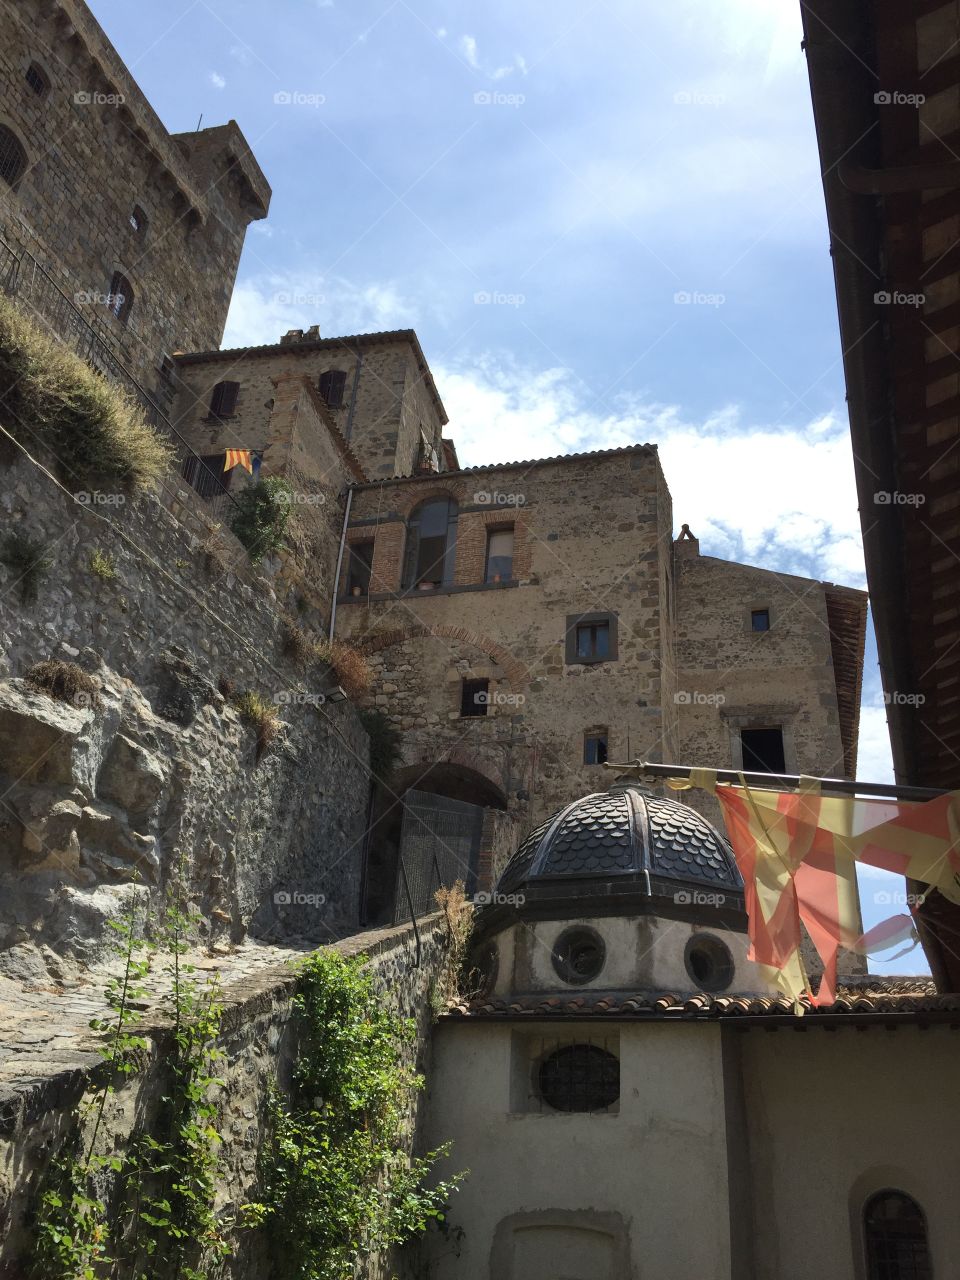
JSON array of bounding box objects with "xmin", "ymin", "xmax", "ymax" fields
[
  {"xmin": 129, "ymin": 204, "xmax": 147, "ymax": 235},
  {"xmin": 25, "ymin": 62, "xmax": 50, "ymax": 97},
  {"xmin": 485, "ymin": 527, "xmax": 514, "ymax": 583},
  {"xmin": 864, "ymin": 1191, "xmax": 932, "ymax": 1280},
  {"xmin": 538, "ymin": 1044, "xmax": 620, "ymax": 1113},
  {"xmin": 208, "ymin": 380, "xmax": 240, "ymax": 418},
  {"xmin": 460, "ymin": 678, "xmax": 489, "ymax": 718},
  {"xmin": 0, "ymin": 126, "xmax": 27, "ymax": 189},
  {"xmin": 565, "ymin": 612, "xmax": 618, "ymax": 664},
  {"xmin": 182, "ymin": 453, "xmax": 231, "ymax": 499},
  {"xmin": 751, "ymin": 608, "xmax": 770, "ymax": 632},
  {"xmin": 740, "ymin": 726, "xmax": 786, "ymax": 774},
  {"xmin": 318, "ymin": 369, "xmax": 347, "ymax": 409},
  {"xmin": 108, "ymin": 271, "xmax": 133, "ymax": 324},
  {"xmin": 684, "ymin": 934, "xmax": 734, "ymax": 992},
  {"xmin": 552, "ymin": 928, "xmax": 606, "ymax": 985},
  {"xmin": 347, "ymin": 541, "xmax": 374, "ymax": 595},
  {"xmin": 403, "ymin": 497, "xmax": 458, "ymax": 589},
  {"xmin": 583, "ymin": 732, "xmax": 608, "ymax": 765}
]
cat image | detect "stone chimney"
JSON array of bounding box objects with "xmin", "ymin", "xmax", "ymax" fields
[
  {"xmin": 674, "ymin": 523, "xmax": 700, "ymax": 558},
  {"xmin": 304, "ymin": 324, "xmax": 321, "ymax": 341},
  {"xmin": 280, "ymin": 328, "xmax": 304, "ymax": 345}
]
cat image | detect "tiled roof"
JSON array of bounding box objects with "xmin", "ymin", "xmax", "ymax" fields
[
  {"xmin": 352, "ymin": 442, "xmax": 658, "ymax": 486},
  {"xmin": 444, "ymin": 979, "xmax": 960, "ymax": 1024}
]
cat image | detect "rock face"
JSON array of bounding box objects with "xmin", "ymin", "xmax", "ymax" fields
[{"xmin": 0, "ymin": 652, "xmax": 370, "ymax": 977}]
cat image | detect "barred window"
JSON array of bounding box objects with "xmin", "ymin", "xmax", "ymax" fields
[
  {"xmin": 864, "ymin": 1191, "xmax": 932, "ymax": 1280},
  {"xmin": 538, "ymin": 1043, "xmax": 619, "ymax": 1113},
  {"xmin": 0, "ymin": 127, "xmax": 28, "ymax": 189},
  {"xmin": 108, "ymin": 271, "xmax": 133, "ymax": 324},
  {"xmin": 25, "ymin": 63, "xmax": 50, "ymax": 98}
]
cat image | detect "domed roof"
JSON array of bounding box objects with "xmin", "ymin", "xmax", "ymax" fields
[{"xmin": 497, "ymin": 784, "xmax": 743, "ymax": 910}]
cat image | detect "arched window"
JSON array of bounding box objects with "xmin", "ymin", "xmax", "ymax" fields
[
  {"xmin": 402, "ymin": 497, "xmax": 457, "ymax": 589},
  {"xmin": 0, "ymin": 126, "xmax": 27, "ymax": 189},
  {"xmin": 108, "ymin": 271, "xmax": 133, "ymax": 324},
  {"xmin": 864, "ymin": 1191, "xmax": 932, "ymax": 1280}
]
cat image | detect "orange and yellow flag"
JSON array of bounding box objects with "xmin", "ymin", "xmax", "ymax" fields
[{"xmin": 223, "ymin": 449, "xmax": 253, "ymax": 474}]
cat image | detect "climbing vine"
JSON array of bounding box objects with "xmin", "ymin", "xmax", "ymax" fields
[{"xmin": 255, "ymin": 949, "xmax": 465, "ymax": 1280}]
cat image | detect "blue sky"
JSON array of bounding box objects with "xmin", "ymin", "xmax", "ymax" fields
[{"xmin": 90, "ymin": 0, "xmax": 926, "ymax": 973}]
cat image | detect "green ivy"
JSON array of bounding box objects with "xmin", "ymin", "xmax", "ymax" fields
[
  {"xmin": 228, "ymin": 477, "xmax": 293, "ymax": 564},
  {"xmin": 255, "ymin": 949, "xmax": 465, "ymax": 1280}
]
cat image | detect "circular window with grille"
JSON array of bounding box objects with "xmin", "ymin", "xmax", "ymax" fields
[
  {"xmin": 551, "ymin": 927, "xmax": 606, "ymax": 985},
  {"xmin": 538, "ymin": 1043, "xmax": 620, "ymax": 1113},
  {"xmin": 684, "ymin": 933, "xmax": 735, "ymax": 992}
]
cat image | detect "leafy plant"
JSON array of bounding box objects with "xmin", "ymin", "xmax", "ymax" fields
[
  {"xmin": 0, "ymin": 294, "xmax": 174, "ymax": 492},
  {"xmin": 233, "ymin": 689, "xmax": 281, "ymax": 759},
  {"xmin": 358, "ymin": 708, "xmax": 403, "ymax": 782},
  {"xmin": 314, "ymin": 639, "xmax": 371, "ymax": 700},
  {"xmin": 0, "ymin": 530, "xmax": 53, "ymax": 604},
  {"xmin": 229, "ymin": 476, "xmax": 293, "ymax": 564},
  {"xmin": 89, "ymin": 547, "xmax": 117, "ymax": 580},
  {"xmin": 24, "ymin": 659, "xmax": 101, "ymax": 710},
  {"xmin": 256, "ymin": 949, "xmax": 465, "ymax": 1280}
]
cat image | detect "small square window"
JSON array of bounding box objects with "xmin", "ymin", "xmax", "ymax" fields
[
  {"xmin": 584, "ymin": 732, "xmax": 608, "ymax": 765},
  {"xmin": 740, "ymin": 726, "xmax": 785, "ymax": 774},
  {"xmin": 565, "ymin": 612, "xmax": 618, "ymax": 665},
  {"xmin": 485, "ymin": 527, "xmax": 514, "ymax": 583},
  {"xmin": 751, "ymin": 608, "xmax": 770, "ymax": 632},
  {"xmin": 460, "ymin": 678, "xmax": 489, "ymax": 718},
  {"xmin": 347, "ymin": 541, "xmax": 374, "ymax": 595},
  {"xmin": 577, "ymin": 622, "xmax": 609, "ymax": 660}
]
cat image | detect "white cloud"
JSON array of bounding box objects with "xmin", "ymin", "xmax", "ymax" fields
[
  {"xmin": 436, "ymin": 26, "xmax": 448, "ymax": 39},
  {"xmin": 222, "ymin": 273, "xmax": 418, "ymax": 348},
  {"xmin": 209, "ymin": 71, "xmax": 226, "ymax": 89},
  {"xmin": 459, "ymin": 35, "xmax": 480, "ymax": 69}
]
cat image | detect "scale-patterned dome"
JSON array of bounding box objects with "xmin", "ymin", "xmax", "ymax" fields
[{"xmin": 498, "ymin": 784, "xmax": 742, "ymax": 905}]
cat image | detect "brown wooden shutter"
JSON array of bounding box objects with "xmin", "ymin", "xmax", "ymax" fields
[
  {"xmin": 209, "ymin": 380, "xmax": 239, "ymax": 417},
  {"xmin": 318, "ymin": 369, "xmax": 347, "ymax": 409}
]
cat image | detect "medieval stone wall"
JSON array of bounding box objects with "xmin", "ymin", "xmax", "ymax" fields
[
  {"xmin": 0, "ymin": 916, "xmax": 451, "ymax": 1278},
  {"xmin": 0, "ymin": 0, "xmax": 269, "ymax": 391},
  {"xmin": 0, "ymin": 439, "xmax": 371, "ymax": 975}
]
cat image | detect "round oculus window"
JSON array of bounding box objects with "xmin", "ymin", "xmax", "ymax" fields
[
  {"xmin": 684, "ymin": 933, "xmax": 735, "ymax": 993},
  {"xmin": 538, "ymin": 1043, "xmax": 620, "ymax": 1113},
  {"xmin": 551, "ymin": 927, "xmax": 606, "ymax": 985}
]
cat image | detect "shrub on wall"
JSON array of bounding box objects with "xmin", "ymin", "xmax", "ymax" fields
[
  {"xmin": 0, "ymin": 294, "xmax": 174, "ymax": 492},
  {"xmin": 256, "ymin": 949, "xmax": 464, "ymax": 1280},
  {"xmin": 228, "ymin": 477, "xmax": 293, "ymax": 564},
  {"xmin": 314, "ymin": 640, "xmax": 372, "ymax": 700}
]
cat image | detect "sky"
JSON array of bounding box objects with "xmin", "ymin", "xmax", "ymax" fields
[{"xmin": 89, "ymin": 0, "xmax": 926, "ymax": 974}]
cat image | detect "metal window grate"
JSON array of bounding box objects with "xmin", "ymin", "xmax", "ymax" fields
[
  {"xmin": 865, "ymin": 1192, "xmax": 932, "ymax": 1280},
  {"xmin": 25, "ymin": 63, "xmax": 49, "ymax": 97},
  {"xmin": 533, "ymin": 1039, "xmax": 620, "ymax": 1114},
  {"xmin": 0, "ymin": 128, "xmax": 27, "ymax": 188}
]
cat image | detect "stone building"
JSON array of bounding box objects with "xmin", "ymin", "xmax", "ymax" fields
[{"xmin": 0, "ymin": 0, "xmax": 270, "ymax": 394}]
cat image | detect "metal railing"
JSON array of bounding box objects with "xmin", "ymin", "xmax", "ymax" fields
[{"xmin": 0, "ymin": 232, "xmax": 240, "ymax": 522}]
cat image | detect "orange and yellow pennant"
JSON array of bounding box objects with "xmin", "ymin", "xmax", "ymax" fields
[
  {"xmin": 669, "ymin": 771, "xmax": 960, "ymax": 1010},
  {"xmin": 224, "ymin": 449, "xmax": 253, "ymax": 474}
]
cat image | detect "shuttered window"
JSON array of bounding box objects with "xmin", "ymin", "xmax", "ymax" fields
[
  {"xmin": 209, "ymin": 380, "xmax": 240, "ymax": 417},
  {"xmin": 318, "ymin": 369, "xmax": 347, "ymax": 409}
]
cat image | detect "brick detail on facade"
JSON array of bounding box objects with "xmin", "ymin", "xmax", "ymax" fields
[{"xmin": 358, "ymin": 625, "xmax": 530, "ymax": 689}]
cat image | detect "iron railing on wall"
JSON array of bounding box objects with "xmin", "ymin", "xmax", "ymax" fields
[{"xmin": 0, "ymin": 232, "xmax": 240, "ymax": 522}]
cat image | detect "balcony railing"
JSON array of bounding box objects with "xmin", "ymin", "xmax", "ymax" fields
[{"xmin": 0, "ymin": 232, "xmax": 239, "ymax": 522}]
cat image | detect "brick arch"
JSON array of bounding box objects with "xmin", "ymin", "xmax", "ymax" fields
[
  {"xmin": 396, "ymin": 750, "xmax": 509, "ymax": 808},
  {"xmin": 359, "ymin": 624, "xmax": 529, "ymax": 688},
  {"xmin": 393, "ymin": 482, "xmax": 464, "ymax": 520}
]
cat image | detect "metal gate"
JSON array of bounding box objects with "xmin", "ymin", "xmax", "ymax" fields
[{"xmin": 393, "ymin": 789, "xmax": 484, "ymax": 924}]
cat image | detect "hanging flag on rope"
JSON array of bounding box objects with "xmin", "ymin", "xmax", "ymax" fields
[
  {"xmin": 224, "ymin": 449, "xmax": 253, "ymax": 474},
  {"xmin": 668, "ymin": 771, "xmax": 960, "ymax": 1010}
]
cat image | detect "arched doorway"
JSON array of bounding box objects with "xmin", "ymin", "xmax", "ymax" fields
[{"xmin": 361, "ymin": 761, "xmax": 509, "ymax": 926}]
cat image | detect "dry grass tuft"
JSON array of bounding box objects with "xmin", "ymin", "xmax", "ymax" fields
[
  {"xmin": 282, "ymin": 618, "xmax": 315, "ymax": 667},
  {"xmin": 24, "ymin": 659, "xmax": 101, "ymax": 711},
  {"xmin": 233, "ymin": 689, "xmax": 281, "ymax": 760},
  {"xmin": 432, "ymin": 880, "xmax": 476, "ymax": 1012},
  {"xmin": 314, "ymin": 639, "xmax": 372, "ymax": 700},
  {"xmin": 0, "ymin": 294, "xmax": 174, "ymax": 493}
]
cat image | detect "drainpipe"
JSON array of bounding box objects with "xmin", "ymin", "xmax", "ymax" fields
[
  {"xmin": 344, "ymin": 347, "xmax": 363, "ymax": 443},
  {"xmin": 329, "ymin": 485, "xmax": 353, "ymax": 642}
]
